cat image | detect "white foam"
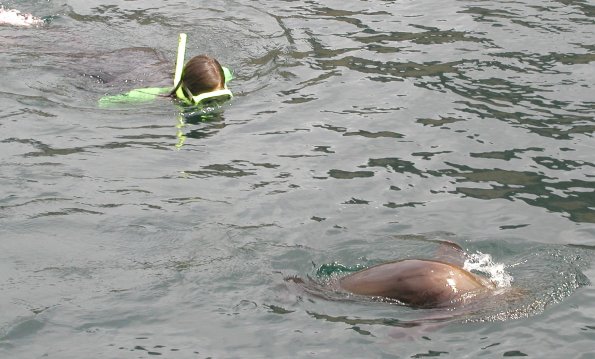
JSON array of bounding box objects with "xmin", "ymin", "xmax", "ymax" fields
[
  {"xmin": 0, "ymin": 7, "xmax": 44, "ymax": 27},
  {"xmin": 464, "ymin": 251, "xmax": 513, "ymax": 288}
]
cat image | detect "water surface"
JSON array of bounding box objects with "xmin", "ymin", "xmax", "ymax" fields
[{"xmin": 1, "ymin": 0, "xmax": 594, "ymax": 357}]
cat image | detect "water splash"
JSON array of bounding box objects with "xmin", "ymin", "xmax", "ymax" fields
[
  {"xmin": 0, "ymin": 7, "xmax": 45, "ymax": 27},
  {"xmin": 464, "ymin": 252, "xmax": 513, "ymax": 288}
]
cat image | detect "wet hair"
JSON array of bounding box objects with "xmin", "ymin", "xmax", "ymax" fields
[{"xmin": 170, "ymin": 55, "xmax": 225, "ymax": 98}]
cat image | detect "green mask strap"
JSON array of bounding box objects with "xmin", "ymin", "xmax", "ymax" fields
[
  {"xmin": 223, "ymin": 66, "xmax": 233, "ymax": 83},
  {"xmin": 174, "ymin": 33, "xmax": 187, "ymax": 100}
]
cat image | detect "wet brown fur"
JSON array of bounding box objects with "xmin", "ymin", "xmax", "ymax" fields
[{"xmin": 338, "ymin": 259, "xmax": 494, "ymax": 308}]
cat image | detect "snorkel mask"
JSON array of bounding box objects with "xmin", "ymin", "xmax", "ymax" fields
[{"xmin": 174, "ymin": 33, "xmax": 233, "ymax": 106}]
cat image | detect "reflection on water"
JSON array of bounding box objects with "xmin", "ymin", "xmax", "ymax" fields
[{"xmin": 1, "ymin": 0, "xmax": 594, "ymax": 358}]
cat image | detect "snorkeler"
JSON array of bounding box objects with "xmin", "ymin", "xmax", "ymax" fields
[{"xmin": 99, "ymin": 33, "xmax": 233, "ymax": 108}]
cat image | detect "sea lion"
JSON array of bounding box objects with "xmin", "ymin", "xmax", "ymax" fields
[
  {"xmin": 285, "ymin": 240, "xmax": 503, "ymax": 309},
  {"xmin": 338, "ymin": 259, "xmax": 494, "ymax": 308},
  {"xmin": 327, "ymin": 240, "xmax": 498, "ymax": 308}
]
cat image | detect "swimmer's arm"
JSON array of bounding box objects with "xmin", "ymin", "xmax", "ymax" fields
[{"xmin": 98, "ymin": 87, "xmax": 171, "ymax": 107}]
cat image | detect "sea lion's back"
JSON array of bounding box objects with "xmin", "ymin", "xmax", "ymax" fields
[{"xmin": 339, "ymin": 259, "xmax": 489, "ymax": 307}]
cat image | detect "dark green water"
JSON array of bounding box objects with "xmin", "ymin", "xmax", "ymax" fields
[{"xmin": 1, "ymin": 0, "xmax": 594, "ymax": 357}]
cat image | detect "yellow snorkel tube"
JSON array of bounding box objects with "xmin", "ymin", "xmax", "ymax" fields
[
  {"xmin": 174, "ymin": 33, "xmax": 187, "ymax": 100},
  {"xmin": 173, "ymin": 33, "xmax": 233, "ymax": 106}
]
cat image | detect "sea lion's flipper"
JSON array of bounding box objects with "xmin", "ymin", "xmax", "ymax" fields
[
  {"xmin": 434, "ymin": 240, "xmax": 466, "ymax": 267},
  {"xmin": 392, "ymin": 235, "xmax": 467, "ymax": 266}
]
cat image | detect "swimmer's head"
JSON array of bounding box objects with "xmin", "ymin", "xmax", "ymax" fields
[{"xmin": 173, "ymin": 55, "xmax": 225, "ymax": 99}]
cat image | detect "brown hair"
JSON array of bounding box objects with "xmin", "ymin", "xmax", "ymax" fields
[{"xmin": 171, "ymin": 55, "xmax": 225, "ymax": 98}]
